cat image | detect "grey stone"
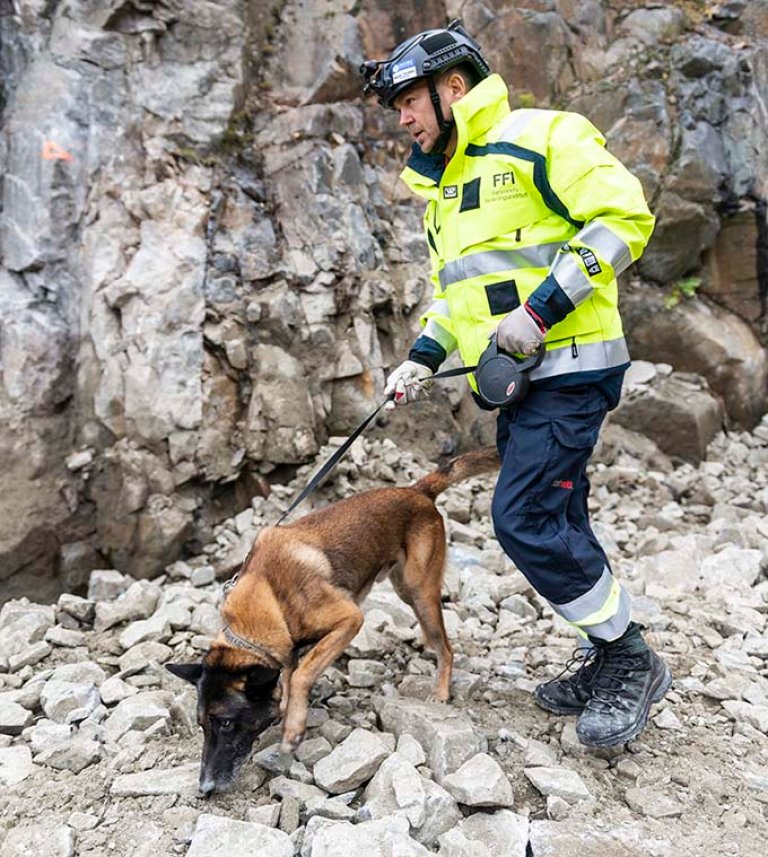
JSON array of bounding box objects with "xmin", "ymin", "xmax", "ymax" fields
[
  {"xmin": 304, "ymin": 795, "xmax": 357, "ymax": 822},
  {"xmin": 93, "ymin": 581, "xmax": 162, "ymax": 631},
  {"xmin": 40, "ymin": 680, "xmax": 101, "ymax": 724},
  {"xmin": 268, "ymin": 775, "xmax": 327, "ymax": 805},
  {"xmin": 363, "ymin": 754, "xmax": 461, "ymax": 847},
  {"xmin": 443, "ymin": 753, "xmax": 515, "ymax": 807},
  {"xmin": 313, "ymin": 727, "xmax": 389, "ymax": 793},
  {"xmin": 391, "ymin": 761, "xmax": 428, "ymax": 827},
  {"xmin": 35, "ymin": 736, "xmax": 101, "ymax": 773},
  {"xmin": 187, "ymin": 813, "xmax": 293, "ymax": 857},
  {"xmin": 26, "ymin": 721, "xmax": 72, "ymax": 755},
  {"xmin": 189, "ymin": 602, "xmax": 222, "ymax": 636},
  {"xmin": 546, "ymin": 795, "xmax": 571, "ymax": 821},
  {"xmin": 57, "ymin": 593, "xmax": 95, "ymax": 624},
  {"xmin": 50, "ymin": 662, "xmax": 106, "ymax": 685},
  {"xmin": 0, "ymin": 698, "xmax": 33, "ymax": 735},
  {"xmin": 111, "ymin": 762, "xmax": 199, "ymax": 796},
  {"xmin": 396, "ymin": 733, "xmax": 427, "ymax": 767},
  {"xmin": 528, "ymin": 820, "xmax": 652, "ymax": 856},
  {"xmin": 246, "ymin": 803, "xmax": 281, "ymax": 826},
  {"xmin": 524, "ymin": 767, "xmax": 592, "ymax": 803},
  {"xmin": 118, "ymin": 612, "xmax": 172, "ymax": 649},
  {"xmin": 44, "ymin": 626, "xmax": 87, "ymax": 648},
  {"xmin": 319, "ymin": 719, "xmax": 352, "ymax": 745},
  {"xmin": 279, "ymin": 795, "xmax": 301, "ymax": 834},
  {"xmin": 374, "ymin": 698, "xmax": 486, "ymax": 783},
  {"xmin": 295, "ymin": 736, "xmax": 333, "ymax": 766},
  {"xmin": 302, "ymin": 814, "xmax": 431, "ymax": 857},
  {"xmin": 87, "ymin": 569, "xmax": 130, "ymax": 602},
  {"xmin": 0, "ymin": 746, "xmax": 34, "ymax": 786},
  {"xmin": 0, "ymin": 822, "xmax": 76, "ymax": 857},
  {"xmin": 103, "ymin": 690, "xmax": 173, "ymax": 741},
  {"xmin": 118, "ymin": 640, "xmax": 173, "ymax": 675},
  {"xmin": 721, "ymin": 701, "xmax": 768, "ymax": 733},
  {"xmin": 100, "ymin": 676, "xmax": 139, "ymax": 705},
  {"xmin": 438, "ymin": 810, "xmax": 529, "ymax": 857},
  {"xmin": 67, "ymin": 812, "xmax": 99, "ymax": 831},
  {"xmin": 624, "ymin": 787, "xmax": 685, "ymax": 819},
  {"xmin": 9, "ymin": 641, "xmax": 52, "ymax": 671}
]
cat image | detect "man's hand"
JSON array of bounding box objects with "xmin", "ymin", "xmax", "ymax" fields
[
  {"xmin": 384, "ymin": 360, "xmax": 434, "ymax": 410},
  {"xmin": 496, "ymin": 303, "xmax": 546, "ymax": 355}
]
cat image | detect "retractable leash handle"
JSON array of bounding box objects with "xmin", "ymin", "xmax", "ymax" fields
[{"xmin": 474, "ymin": 334, "xmax": 544, "ymax": 409}]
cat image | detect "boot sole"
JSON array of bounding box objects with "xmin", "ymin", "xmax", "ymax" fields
[
  {"xmin": 576, "ymin": 660, "xmax": 673, "ymax": 747},
  {"xmin": 533, "ymin": 671, "xmax": 670, "ymax": 717}
]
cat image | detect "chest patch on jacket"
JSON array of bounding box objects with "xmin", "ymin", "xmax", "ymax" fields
[{"xmin": 443, "ymin": 185, "xmax": 458, "ymax": 199}]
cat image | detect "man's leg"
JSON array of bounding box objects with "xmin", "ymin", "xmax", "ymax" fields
[{"xmin": 492, "ymin": 386, "xmax": 671, "ymax": 746}]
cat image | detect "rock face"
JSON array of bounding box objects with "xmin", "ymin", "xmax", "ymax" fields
[{"xmin": 1, "ymin": 1, "xmax": 767, "ymax": 591}]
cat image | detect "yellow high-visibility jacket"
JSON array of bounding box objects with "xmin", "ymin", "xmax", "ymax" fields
[{"xmin": 402, "ymin": 74, "xmax": 655, "ymax": 389}]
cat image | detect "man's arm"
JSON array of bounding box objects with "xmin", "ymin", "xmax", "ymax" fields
[{"xmin": 526, "ymin": 112, "xmax": 655, "ymax": 328}]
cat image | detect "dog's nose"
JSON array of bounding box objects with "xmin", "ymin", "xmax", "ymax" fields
[{"xmin": 199, "ymin": 777, "xmax": 216, "ymax": 797}]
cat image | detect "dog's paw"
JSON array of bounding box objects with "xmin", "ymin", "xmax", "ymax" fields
[
  {"xmin": 428, "ymin": 688, "xmax": 450, "ymax": 704},
  {"xmin": 279, "ymin": 733, "xmax": 304, "ymax": 754}
]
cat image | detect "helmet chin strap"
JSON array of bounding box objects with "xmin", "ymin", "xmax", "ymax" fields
[{"xmin": 426, "ymin": 76, "xmax": 455, "ymax": 155}]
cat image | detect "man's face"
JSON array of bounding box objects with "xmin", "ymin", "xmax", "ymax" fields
[{"xmin": 393, "ymin": 77, "xmax": 463, "ymax": 154}]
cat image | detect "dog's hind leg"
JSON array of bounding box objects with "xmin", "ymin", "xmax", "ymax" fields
[
  {"xmin": 280, "ymin": 600, "xmax": 363, "ymax": 753},
  {"xmin": 396, "ymin": 522, "xmax": 453, "ymax": 702}
]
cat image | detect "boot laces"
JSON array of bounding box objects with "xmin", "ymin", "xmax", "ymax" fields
[
  {"xmin": 588, "ymin": 650, "xmax": 649, "ymax": 710},
  {"xmin": 544, "ymin": 646, "xmax": 602, "ymax": 690}
]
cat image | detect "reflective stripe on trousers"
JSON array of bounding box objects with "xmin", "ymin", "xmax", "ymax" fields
[{"xmin": 491, "ymin": 384, "xmax": 631, "ymax": 641}]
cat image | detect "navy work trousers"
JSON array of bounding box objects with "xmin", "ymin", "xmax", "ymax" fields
[{"xmin": 491, "ymin": 384, "xmax": 613, "ymax": 612}]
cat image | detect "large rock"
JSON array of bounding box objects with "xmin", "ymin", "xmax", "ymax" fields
[
  {"xmin": 443, "ymin": 753, "xmax": 515, "ymax": 808},
  {"xmin": 374, "ymin": 697, "xmax": 487, "ymax": 784},
  {"xmin": 622, "ymin": 287, "xmax": 768, "ymax": 428},
  {"xmin": 438, "ymin": 809, "xmax": 529, "ymax": 857},
  {"xmin": 0, "ymin": 822, "xmax": 76, "ymax": 857},
  {"xmin": 111, "ymin": 763, "xmax": 200, "ymax": 797},
  {"xmin": 302, "ymin": 813, "xmax": 431, "ymax": 857},
  {"xmin": 187, "ymin": 814, "xmax": 293, "ymax": 857},
  {"xmin": 313, "ymin": 727, "xmax": 390, "ymax": 794},
  {"xmin": 363, "ymin": 753, "xmax": 461, "ymax": 846},
  {"xmin": 612, "ymin": 373, "xmax": 724, "ymax": 463},
  {"xmin": 0, "ymin": 746, "xmax": 35, "ymax": 787}
]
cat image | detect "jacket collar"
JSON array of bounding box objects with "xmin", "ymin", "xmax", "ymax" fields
[{"xmin": 401, "ymin": 74, "xmax": 511, "ymax": 193}]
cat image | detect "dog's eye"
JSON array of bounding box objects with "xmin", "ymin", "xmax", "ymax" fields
[{"xmin": 219, "ymin": 718, "xmax": 233, "ymax": 730}]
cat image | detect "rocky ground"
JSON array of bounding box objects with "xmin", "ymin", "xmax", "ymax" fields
[{"xmin": 2, "ymin": 370, "xmax": 768, "ymax": 856}]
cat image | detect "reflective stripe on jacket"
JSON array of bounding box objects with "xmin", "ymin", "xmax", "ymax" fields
[{"xmin": 401, "ymin": 74, "xmax": 655, "ymax": 388}]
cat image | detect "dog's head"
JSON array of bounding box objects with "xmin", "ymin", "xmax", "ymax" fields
[{"xmin": 166, "ymin": 651, "xmax": 280, "ymax": 795}]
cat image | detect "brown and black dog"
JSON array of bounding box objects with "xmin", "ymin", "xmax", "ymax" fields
[{"xmin": 166, "ymin": 446, "xmax": 499, "ymax": 794}]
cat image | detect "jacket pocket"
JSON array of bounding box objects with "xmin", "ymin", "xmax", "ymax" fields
[{"xmin": 485, "ymin": 280, "xmax": 521, "ymax": 315}]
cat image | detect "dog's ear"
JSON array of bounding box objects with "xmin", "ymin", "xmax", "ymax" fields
[
  {"xmin": 165, "ymin": 662, "xmax": 204, "ymax": 684},
  {"xmin": 244, "ymin": 664, "xmax": 280, "ymax": 694}
]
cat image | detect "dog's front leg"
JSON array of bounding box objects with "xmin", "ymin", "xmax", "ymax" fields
[
  {"xmin": 280, "ymin": 604, "xmax": 363, "ymax": 753},
  {"xmin": 278, "ymin": 657, "xmax": 296, "ymax": 717}
]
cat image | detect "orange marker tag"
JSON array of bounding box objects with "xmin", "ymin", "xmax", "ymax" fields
[{"xmin": 42, "ymin": 140, "xmax": 73, "ymax": 162}]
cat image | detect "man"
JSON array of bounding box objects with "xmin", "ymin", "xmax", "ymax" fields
[{"xmin": 361, "ymin": 20, "xmax": 671, "ymax": 747}]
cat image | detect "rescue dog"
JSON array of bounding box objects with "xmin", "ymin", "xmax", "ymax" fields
[{"xmin": 166, "ymin": 446, "xmax": 499, "ymax": 794}]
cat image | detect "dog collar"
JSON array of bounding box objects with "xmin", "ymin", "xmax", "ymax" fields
[{"xmin": 222, "ymin": 625, "xmax": 285, "ymax": 670}]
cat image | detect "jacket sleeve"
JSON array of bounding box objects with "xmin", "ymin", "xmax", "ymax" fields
[
  {"xmin": 410, "ymin": 210, "xmax": 458, "ymax": 372},
  {"xmin": 526, "ymin": 112, "xmax": 656, "ymax": 328}
]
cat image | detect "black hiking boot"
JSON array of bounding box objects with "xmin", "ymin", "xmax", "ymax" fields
[
  {"xmin": 533, "ymin": 646, "xmax": 603, "ymax": 715},
  {"xmin": 575, "ymin": 622, "xmax": 672, "ymax": 747}
]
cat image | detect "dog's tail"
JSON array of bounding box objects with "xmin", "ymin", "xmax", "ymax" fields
[{"xmin": 411, "ymin": 446, "xmax": 500, "ymax": 500}]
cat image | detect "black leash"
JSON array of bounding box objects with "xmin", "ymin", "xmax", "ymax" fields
[{"xmin": 274, "ymin": 364, "xmax": 475, "ymax": 526}]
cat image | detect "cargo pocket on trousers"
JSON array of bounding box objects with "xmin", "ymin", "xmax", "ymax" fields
[{"xmin": 527, "ymin": 416, "xmax": 601, "ymax": 519}]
